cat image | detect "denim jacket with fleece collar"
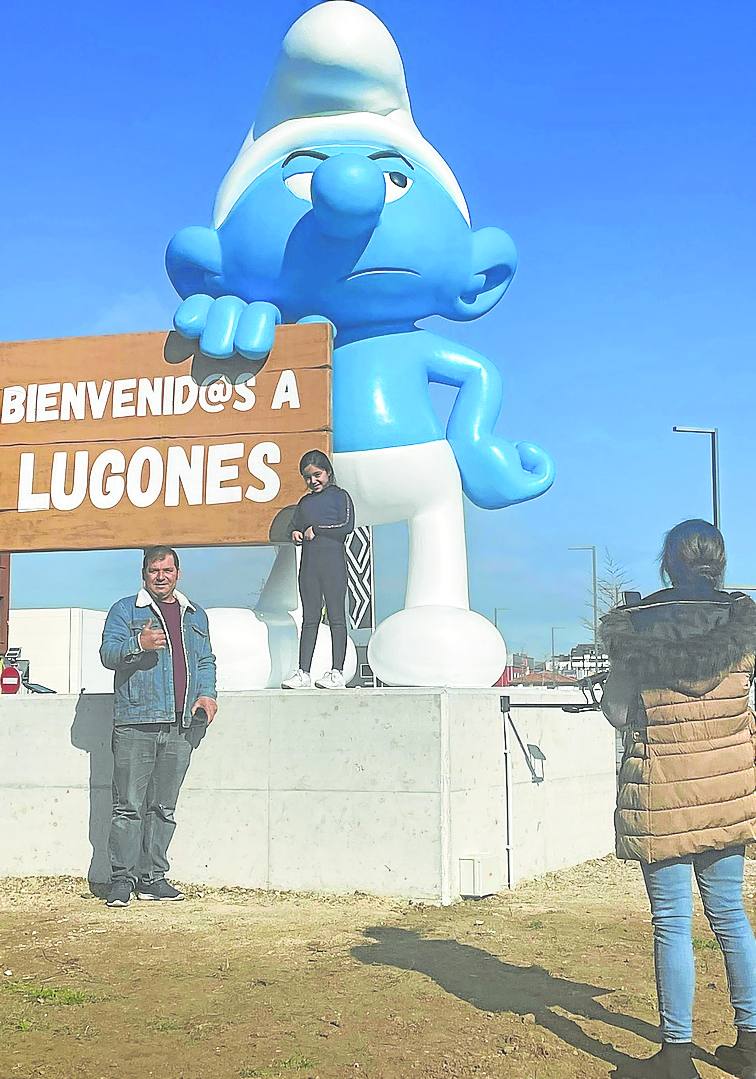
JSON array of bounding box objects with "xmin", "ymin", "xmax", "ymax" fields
[{"xmin": 100, "ymin": 588, "xmax": 216, "ymax": 727}]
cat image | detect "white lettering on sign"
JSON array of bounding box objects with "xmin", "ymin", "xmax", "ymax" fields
[
  {"xmin": 0, "ymin": 374, "xmax": 264, "ymax": 424},
  {"xmin": 164, "ymin": 445, "xmax": 205, "ymax": 507},
  {"xmin": 50, "ymin": 450, "xmax": 89, "ymax": 511},
  {"xmin": 111, "ymin": 378, "xmax": 137, "ymax": 418},
  {"xmin": 90, "ymin": 450, "xmax": 126, "ymax": 510},
  {"xmin": 1, "ymin": 386, "xmax": 26, "ymax": 424},
  {"xmin": 233, "ymin": 377, "xmax": 256, "ymax": 411},
  {"xmin": 36, "ymin": 383, "xmax": 61, "ymax": 422},
  {"xmin": 271, "ymin": 370, "xmax": 300, "ymax": 410},
  {"xmin": 15, "ymin": 441, "xmax": 283, "ymax": 512},
  {"xmin": 18, "ymin": 453, "xmax": 50, "ymax": 512},
  {"xmin": 61, "ymin": 382, "xmax": 87, "ymax": 421},
  {"xmin": 245, "ymin": 441, "xmax": 281, "ymax": 502}
]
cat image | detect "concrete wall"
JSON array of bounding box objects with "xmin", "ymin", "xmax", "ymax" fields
[
  {"xmin": 0, "ymin": 688, "xmax": 616, "ymax": 902},
  {"xmin": 504, "ymin": 687, "xmax": 618, "ymax": 884}
]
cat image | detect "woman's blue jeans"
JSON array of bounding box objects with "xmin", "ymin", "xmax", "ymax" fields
[{"xmin": 642, "ymin": 846, "xmax": 756, "ymax": 1042}]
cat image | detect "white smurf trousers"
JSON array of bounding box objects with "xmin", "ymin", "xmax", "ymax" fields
[{"xmin": 334, "ymin": 440, "xmax": 506, "ymax": 687}]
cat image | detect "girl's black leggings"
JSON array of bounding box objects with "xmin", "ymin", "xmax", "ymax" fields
[{"xmin": 298, "ymin": 544, "xmax": 348, "ymax": 673}]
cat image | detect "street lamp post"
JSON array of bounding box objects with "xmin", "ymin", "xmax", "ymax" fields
[
  {"xmin": 672, "ymin": 426, "xmax": 720, "ymax": 530},
  {"xmin": 570, "ymin": 545, "xmax": 599, "ymax": 673},
  {"xmin": 494, "ymin": 607, "xmax": 508, "ymax": 632},
  {"xmin": 550, "ymin": 626, "xmax": 562, "ymax": 681}
]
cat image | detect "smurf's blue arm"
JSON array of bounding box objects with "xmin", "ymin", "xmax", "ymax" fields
[{"xmin": 427, "ymin": 339, "xmax": 555, "ymax": 509}]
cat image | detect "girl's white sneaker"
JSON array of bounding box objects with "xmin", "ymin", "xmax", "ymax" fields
[
  {"xmin": 315, "ymin": 669, "xmax": 346, "ymax": 690},
  {"xmin": 281, "ymin": 669, "xmax": 311, "ymax": 689}
]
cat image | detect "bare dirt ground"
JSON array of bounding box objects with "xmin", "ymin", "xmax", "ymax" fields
[{"xmin": 0, "ymin": 857, "xmax": 754, "ymax": 1079}]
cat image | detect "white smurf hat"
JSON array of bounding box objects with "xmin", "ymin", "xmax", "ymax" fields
[{"xmin": 213, "ymin": 0, "xmax": 470, "ymax": 226}]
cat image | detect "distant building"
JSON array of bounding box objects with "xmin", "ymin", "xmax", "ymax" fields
[
  {"xmin": 494, "ymin": 652, "xmax": 534, "ymax": 687},
  {"xmin": 510, "ymin": 670, "xmax": 579, "ymax": 687},
  {"xmin": 568, "ymin": 643, "xmax": 609, "ymax": 676},
  {"xmin": 545, "ymin": 644, "xmax": 608, "ymax": 678}
]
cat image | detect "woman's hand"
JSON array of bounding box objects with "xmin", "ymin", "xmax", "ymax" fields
[
  {"xmin": 291, "ymin": 530, "xmax": 304, "ymax": 544},
  {"xmin": 304, "ymin": 526, "xmax": 316, "ymax": 541}
]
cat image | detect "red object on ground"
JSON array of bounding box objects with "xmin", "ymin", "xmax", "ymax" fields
[{"xmin": 1, "ymin": 666, "xmax": 21, "ymax": 694}]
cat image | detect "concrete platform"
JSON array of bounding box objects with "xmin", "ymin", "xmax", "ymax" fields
[{"xmin": 0, "ymin": 688, "xmax": 616, "ymax": 903}]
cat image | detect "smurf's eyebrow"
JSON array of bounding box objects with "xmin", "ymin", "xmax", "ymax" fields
[
  {"xmin": 282, "ymin": 150, "xmax": 329, "ymax": 167},
  {"xmin": 368, "ymin": 151, "xmax": 414, "ymax": 170}
]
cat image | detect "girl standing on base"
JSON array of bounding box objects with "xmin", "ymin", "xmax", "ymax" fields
[
  {"xmin": 601, "ymin": 520, "xmax": 756, "ymax": 1079},
  {"xmin": 282, "ymin": 450, "xmax": 355, "ymax": 691}
]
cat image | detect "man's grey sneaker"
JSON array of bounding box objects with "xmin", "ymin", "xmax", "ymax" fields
[
  {"xmin": 136, "ymin": 879, "xmax": 185, "ymax": 902},
  {"xmin": 315, "ymin": 669, "xmax": 346, "ymax": 690},
  {"xmin": 106, "ymin": 879, "xmax": 133, "ymax": 908},
  {"xmin": 281, "ymin": 669, "xmax": 311, "ymax": 689}
]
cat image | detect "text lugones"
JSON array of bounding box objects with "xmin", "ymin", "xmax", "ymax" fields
[{"xmin": 17, "ymin": 442, "xmax": 283, "ymax": 512}]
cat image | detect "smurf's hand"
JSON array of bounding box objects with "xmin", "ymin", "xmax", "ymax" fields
[
  {"xmin": 450, "ymin": 435, "xmax": 555, "ymax": 509},
  {"xmin": 296, "ymin": 315, "xmax": 337, "ymax": 339},
  {"xmin": 173, "ymin": 296, "xmax": 282, "ymax": 360},
  {"xmin": 429, "ymin": 338, "xmax": 555, "ymax": 509}
]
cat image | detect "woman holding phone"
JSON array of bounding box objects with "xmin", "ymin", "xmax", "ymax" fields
[{"xmin": 601, "ymin": 520, "xmax": 756, "ymax": 1079}]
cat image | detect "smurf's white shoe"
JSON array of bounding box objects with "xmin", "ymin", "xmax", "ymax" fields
[
  {"xmin": 315, "ymin": 669, "xmax": 346, "ymax": 690},
  {"xmin": 281, "ymin": 669, "xmax": 312, "ymax": 689},
  {"xmin": 368, "ymin": 606, "xmax": 507, "ymax": 687}
]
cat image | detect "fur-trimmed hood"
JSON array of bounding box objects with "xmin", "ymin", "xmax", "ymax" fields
[{"xmin": 600, "ymin": 590, "xmax": 756, "ymax": 693}]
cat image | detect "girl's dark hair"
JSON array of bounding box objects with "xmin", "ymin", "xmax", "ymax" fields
[
  {"xmin": 299, "ymin": 450, "xmax": 334, "ymax": 479},
  {"xmin": 659, "ymin": 519, "xmax": 725, "ymax": 588}
]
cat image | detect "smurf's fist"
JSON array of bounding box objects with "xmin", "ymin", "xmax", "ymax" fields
[
  {"xmin": 515, "ymin": 441, "xmax": 555, "ymax": 484},
  {"xmin": 172, "ymin": 295, "xmax": 282, "ymax": 361},
  {"xmin": 139, "ymin": 618, "xmax": 167, "ymax": 651},
  {"xmin": 451, "ymin": 435, "xmax": 556, "ymax": 509}
]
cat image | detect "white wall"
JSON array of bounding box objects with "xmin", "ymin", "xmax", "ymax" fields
[
  {"xmin": 0, "ymin": 688, "xmax": 616, "ymax": 901},
  {"xmin": 9, "ymin": 609, "xmax": 111, "ymax": 694},
  {"xmin": 8, "ymin": 606, "xmax": 357, "ymax": 693},
  {"xmin": 505, "ymin": 687, "xmax": 617, "ymax": 883}
]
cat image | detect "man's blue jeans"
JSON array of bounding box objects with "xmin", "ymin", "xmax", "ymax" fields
[
  {"xmin": 642, "ymin": 846, "xmax": 756, "ymax": 1042},
  {"xmin": 109, "ymin": 723, "xmax": 198, "ymax": 884}
]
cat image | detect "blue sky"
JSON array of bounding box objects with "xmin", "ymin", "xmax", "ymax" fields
[{"xmin": 2, "ymin": 0, "xmax": 755, "ymax": 659}]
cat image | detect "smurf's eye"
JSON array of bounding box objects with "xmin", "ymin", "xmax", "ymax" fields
[
  {"xmin": 384, "ymin": 171, "xmax": 413, "ymax": 203},
  {"xmin": 284, "ymin": 172, "xmax": 314, "ymax": 202}
]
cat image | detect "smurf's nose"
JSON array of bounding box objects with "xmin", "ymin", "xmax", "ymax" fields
[{"xmin": 311, "ymin": 154, "xmax": 386, "ymax": 238}]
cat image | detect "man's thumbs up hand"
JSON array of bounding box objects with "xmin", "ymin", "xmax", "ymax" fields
[{"xmin": 140, "ymin": 617, "xmax": 167, "ymax": 651}]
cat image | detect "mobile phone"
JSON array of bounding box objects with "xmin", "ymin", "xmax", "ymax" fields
[{"xmin": 623, "ymin": 591, "xmax": 642, "ymax": 607}]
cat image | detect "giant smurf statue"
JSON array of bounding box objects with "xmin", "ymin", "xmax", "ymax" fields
[{"xmin": 167, "ymin": 1, "xmax": 554, "ymax": 687}]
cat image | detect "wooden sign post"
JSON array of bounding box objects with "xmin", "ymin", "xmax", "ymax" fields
[
  {"xmin": 0, "ymin": 325, "xmax": 332, "ymax": 552},
  {"xmin": 0, "ymin": 553, "xmax": 9, "ymax": 656}
]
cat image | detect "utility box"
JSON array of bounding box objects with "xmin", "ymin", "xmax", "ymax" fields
[
  {"xmin": 459, "ymin": 855, "xmax": 500, "ymax": 898},
  {"xmin": 8, "ymin": 609, "xmax": 110, "ymax": 694}
]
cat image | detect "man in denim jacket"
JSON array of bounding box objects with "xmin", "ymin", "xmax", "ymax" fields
[{"xmin": 100, "ymin": 546, "xmax": 217, "ymax": 907}]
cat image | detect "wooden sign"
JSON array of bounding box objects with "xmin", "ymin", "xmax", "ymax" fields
[{"xmin": 0, "ymin": 326, "xmax": 332, "ymax": 551}]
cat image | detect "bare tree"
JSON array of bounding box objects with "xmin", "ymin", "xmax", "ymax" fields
[{"xmin": 581, "ymin": 549, "xmax": 633, "ymax": 637}]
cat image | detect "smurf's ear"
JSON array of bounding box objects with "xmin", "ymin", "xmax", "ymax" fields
[
  {"xmin": 165, "ymin": 226, "xmax": 223, "ymax": 299},
  {"xmin": 449, "ymin": 227, "xmax": 517, "ymax": 321}
]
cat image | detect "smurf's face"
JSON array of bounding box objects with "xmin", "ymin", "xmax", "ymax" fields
[{"xmin": 211, "ymin": 144, "xmax": 516, "ymax": 329}]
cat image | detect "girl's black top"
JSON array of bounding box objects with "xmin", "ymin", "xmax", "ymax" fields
[{"xmin": 290, "ymin": 484, "xmax": 355, "ymax": 548}]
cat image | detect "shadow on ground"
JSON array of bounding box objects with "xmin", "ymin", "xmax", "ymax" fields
[
  {"xmin": 352, "ymin": 927, "xmax": 722, "ymax": 1078},
  {"xmin": 70, "ymin": 692, "xmax": 113, "ymax": 896}
]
